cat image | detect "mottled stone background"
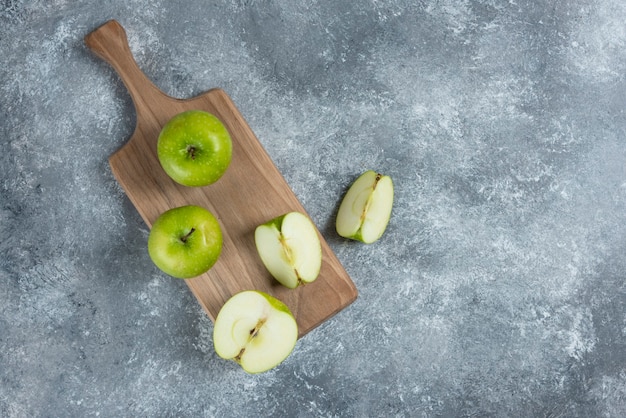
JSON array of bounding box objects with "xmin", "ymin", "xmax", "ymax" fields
[{"xmin": 2, "ymin": 0, "xmax": 625, "ymax": 416}]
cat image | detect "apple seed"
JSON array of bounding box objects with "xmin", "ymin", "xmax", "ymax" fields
[
  {"xmin": 234, "ymin": 318, "xmax": 267, "ymax": 362},
  {"xmin": 249, "ymin": 318, "xmax": 267, "ymax": 338}
]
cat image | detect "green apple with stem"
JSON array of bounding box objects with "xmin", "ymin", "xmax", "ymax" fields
[
  {"xmin": 213, "ymin": 290, "xmax": 298, "ymax": 374},
  {"xmin": 254, "ymin": 211, "xmax": 322, "ymax": 289},
  {"xmin": 157, "ymin": 110, "xmax": 232, "ymax": 187},
  {"xmin": 148, "ymin": 205, "xmax": 222, "ymax": 279},
  {"xmin": 336, "ymin": 170, "xmax": 394, "ymax": 244}
]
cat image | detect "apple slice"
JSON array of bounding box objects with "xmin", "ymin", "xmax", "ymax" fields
[
  {"xmin": 213, "ymin": 290, "xmax": 298, "ymax": 374},
  {"xmin": 336, "ymin": 170, "xmax": 394, "ymax": 244},
  {"xmin": 254, "ymin": 212, "xmax": 322, "ymax": 289}
]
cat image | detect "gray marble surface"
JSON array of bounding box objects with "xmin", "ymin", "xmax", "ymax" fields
[{"xmin": 2, "ymin": 1, "xmax": 626, "ymax": 416}]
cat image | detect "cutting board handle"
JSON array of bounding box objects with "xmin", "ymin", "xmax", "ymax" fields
[{"xmin": 85, "ymin": 20, "xmax": 169, "ymax": 113}]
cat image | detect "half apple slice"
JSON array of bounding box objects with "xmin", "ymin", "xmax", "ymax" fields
[
  {"xmin": 254, "ymin": 211, "xmax": 322, "ymax": 288},
  {"xmin": 213, "ymin": 290, "xmax": 298, "ymax": 374},
  {"xmin": 336, "ymin": 170, "xmax": 394, "ymax": 244}
]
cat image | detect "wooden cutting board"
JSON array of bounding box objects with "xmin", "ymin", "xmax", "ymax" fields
[{"xmin": 85, "ymin": 20, "xmax": 357, "ymax": 338}]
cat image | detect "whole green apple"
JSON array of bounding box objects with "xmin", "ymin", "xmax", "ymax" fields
[
  {"xmin": 148, "ymin": 205, "xmax": 222, "ymax": 279},
  {"xmin": 157, "ymin": 110, "xmax": 232, "ymax": 187}
]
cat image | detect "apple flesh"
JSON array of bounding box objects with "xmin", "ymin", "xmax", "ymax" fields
[
  {"xmin": 254, "ymin": 212, "xmax": 322, "ymax": 289},
  {"xmin": 157, "ymin": 110, "xmax": 232, "ymax": 187},
  {"xmin": 147, "ymin": 205, "xmax": 222, "ymax": 279},
  {"xmin": 336, "ymin": 170, "xmax": 394, "ymax": 244},
  {"xmin": 213, "ymin": 290, "xmax": 298, "ymax": 374}
]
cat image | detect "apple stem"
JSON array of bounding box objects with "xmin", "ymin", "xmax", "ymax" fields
[
  {"xmin": 187, "ymin": 145, "xmax": 197, "ymax": 160},
  {"xmin": 180, "ymin": 228, "xmax": 195, "ymax": 243}
]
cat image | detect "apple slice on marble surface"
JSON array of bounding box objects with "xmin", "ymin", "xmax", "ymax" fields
[
  {"xmin": 213, "ymin": 290, "xmax": 298, "ymax": 374},
  {"xmin": 336, "ymin": 170, "xmax": 394, "ymax": 244},
  {"xmin": 157, "ymin": 110, "xmax": 232, "ymax": 187},
  {"xmin": 147, "ymin": 205, "xmax": 222, "ymax": 279},
  {"xmin": 254, "ymin": 212, "xmax": 322, "ymax": 289}
]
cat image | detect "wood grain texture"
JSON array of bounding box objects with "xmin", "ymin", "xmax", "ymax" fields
[{"xmin": 85, "ymin": 20, "xmax": 357, "ymax": 337}]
